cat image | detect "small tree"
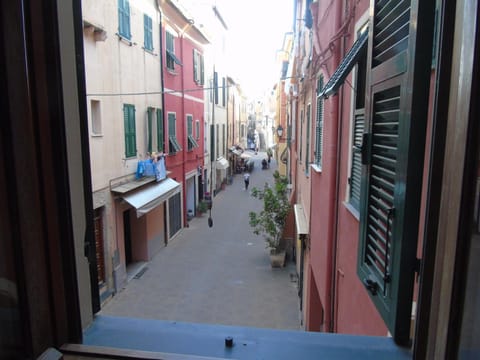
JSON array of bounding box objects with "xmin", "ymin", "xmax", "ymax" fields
[{"xmin": 249, "ymin": 171, "xmax": 291, "ymax": 253}]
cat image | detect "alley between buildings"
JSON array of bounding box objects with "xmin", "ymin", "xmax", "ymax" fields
[{"xmin": 98, "ymin": 152, "xmax": 301, "ymax": 330}]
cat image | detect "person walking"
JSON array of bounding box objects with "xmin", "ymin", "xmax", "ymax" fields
[{"xmin": 243, "ymin": 172, "xmax": 250, "ymax": 190}]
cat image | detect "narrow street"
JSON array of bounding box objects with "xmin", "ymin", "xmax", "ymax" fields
[{"xmin": 99, "ymin": 151, "xmax": 302, "ymax": 330}]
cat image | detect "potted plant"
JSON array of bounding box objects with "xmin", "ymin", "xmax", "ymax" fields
[
  {"xmin": 197, "ymin": 201, "xmax": 208, "ymax": 216},
  {"xmin": 249, "ymin": 171, "xmax": 291, "ymax": 267}
]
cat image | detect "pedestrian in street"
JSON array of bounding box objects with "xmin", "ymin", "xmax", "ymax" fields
[{"xmin": 243, "ymin": 172, "xmax": 250, "ymax": 190}]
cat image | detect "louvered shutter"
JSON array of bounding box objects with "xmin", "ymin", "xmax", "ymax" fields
[
  {"xmin": 123, "ymin": 104, "xmax": 136, "ymax": 157},
  {"xmin": 147, "ymin": 107, "xmax": 153, "ymax": 153},
  {"xmin": 168, "ymin": 113, "xmax": 176, "ymax": 153},
  {"xmin": 305, "ymin": 104, "xmax": 311, "ymax": 174},
  {"xmin": 357, "ymin": 0, "xmax": 434, "ymax": 345},
  {"xmin": 118, "ymin": 0, "xmax": 131, "ymax": 40},
  {"xmin": 156, "ymin": 108, "xmax": 163, "ymax": 152},
  {"xmin": 349, "ymin": 109, "xmax": 364, "ymax": 210},
  {"xmin": 315, "ymin": 76, "xmax": 324, "ymax": 166}
]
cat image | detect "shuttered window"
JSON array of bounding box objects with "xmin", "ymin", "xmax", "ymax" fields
[
  {"xmin": 357, "ymin": 0, "xmax": 435, "ymax": 345},
  {"xmin": 187, "ymin": 115, "xmax": 198, "ymax": 151},
  {"xmin": 147, "ymin": 107, "xmax": 153, "ymax": 153},
  {"xmin": 314, "ymin": 76, "xmax": 324, "ymax": 168},
  {"xmin": 143, "ymin": 14, "xmax": 153, "ymax": 51},
  {"xmin": 168, "ymin": 113, "xmax": 181, "ymax": 153},
  {"xmin": 214, "ymin": 72, "xmax": 219, "ymax": 105},
  {"xmin": 305, "ymin": 103, "xmax": 311, "ymax": 175},
  {"xmin": 166, "ymin": 31, "xmax": 175, "ymax": 70},
  {"xmin": 349, "ymin": 110, "xmax": 364, "ymax": 210},
  {"xmin": 118, "ymin": 0, "xmax": 131, "ymax": 40},
  {"xmin": 156, "ymin": 108, "xmax": 164, "ymax": 152},
  {"xmin": 193, "ymin": 49, "xmax": 204, "ymax": 84},
  {"xmin": 123, "ymin": 104, "xmax": 136, "ymax": 158}
]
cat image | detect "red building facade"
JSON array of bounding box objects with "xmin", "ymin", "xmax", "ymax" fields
[{"xmin": 161, "ymin": 0, "xmax": 209, "ymax": 227}]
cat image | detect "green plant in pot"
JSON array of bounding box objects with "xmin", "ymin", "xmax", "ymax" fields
[
  {"xmin": 249, "ymin": 171, "xmax": 291, "ymax": 266},
  {"xmin": 197, "ymin": 200, "xmax": 208, "ymax": 215}
]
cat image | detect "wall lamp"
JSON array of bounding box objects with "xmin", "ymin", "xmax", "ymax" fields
[{"xmin": 276, "ymin": 125, "xmax": 284, "ymax": 138}]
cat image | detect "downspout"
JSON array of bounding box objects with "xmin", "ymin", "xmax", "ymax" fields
[
  {"xmin": 157, "ymin": 5, "xmax": 166, "ymax": 153},
  {"xmin": 329, "ymin": 1, "xmax": 346, "ymax": 334}
]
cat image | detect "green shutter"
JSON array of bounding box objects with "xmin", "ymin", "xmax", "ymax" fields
[
  {"xmin": 357, "ymin": 0, "xmax": 435, "ymax": 345},
  {"xmin": 305, "ymin": 104, "xmax": 311, "ymax": 174},
  {"xmin": 144, "ymin": 15, "xmax": 153, "ymax": 51},
  {"xmin": 156, "ymin": 108, "xmax": 163, "ymax": 152},
  {"xmin": 123, "ymin": 104, "xmax": 136, "ymax": 157},
  {"xmin": 147, "ymin": 107, "xmax": 153, "ymax": 153},
  {"xmin": 349, "ymin": 109, "xmax": 364, "ymax": 210},
  {"xmin": 214, "ymin": 72, "xmax": 218, "ymax": 105},
  {"xmin": 168, "ymin": 113, "xmax": 176, "ymax": 153},
  {"xmin": 118, "ymin": 0, "xmax": 131, "ymax": 39},
  {"xmin": 200, "ymin": 54, "xmax": 204, "ymax": 85},
  {"xmin": 315, "ymin": 76, "xmax": 324, "ymax": 166},
  {"xmin": 193, "ymin": 50, "xmax": 198, "ymax": 83}
]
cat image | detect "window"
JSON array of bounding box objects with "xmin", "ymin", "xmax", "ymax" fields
[
  {"xmin": 222, "ymin": 123, "xmax": 225, "ymax": 155},
  {"xmin": 214, "ymin": 72, "xmax": 218, "ymax": 105},
  {"xmin": 156, "ymin": 108, "xmax": 164, "ymax": 152},
  {"xmin": 123, "ymin": 104, "xmax": 136, "ymax": 158},
  {"xmin": 193, "ymin": 49, "xmax": 204, "ymax": 84},
  {"xmin": 305, "ymin": 103, "xmax": 311, "ymax": 175},
  {"xmin": 314, "ymin": 76, "xmax": 324, "ymax": 169},
  {"xmin": 195, "ymin": 120, "xmax": 200, "ymax": 141},
  {"xmin": 147, "ymin": 107, "xmax": 153, "ymax": 153},
  {"xmin": 90, "ymin": 100, "xmax": 102, "ymax": 135},
  {"xmin": 118, "ymin": 0, "xmax": 131, "ymax": 40},
  {"xmin": 222, "ymin": 77, "xmax": 226, "ymax": 106},
  {"xmin": 348, "ymin": 27, "xmax": 367, "ymax": 211},
  {"xmin": 216, "ymin": 124, "xmax": 219, "ymax": 159},
  {"xmin": 299, "ymin": 109, "xmax": 304, "ymax": 162},
  {"xmin": 143, "ymin": 14, "xmax": 153, "ymax": 51},
  {"xmin": 167, "ymin": 113, "xmax": 181, "ymax": 153},
  {"xmin": 357, "ymin": 0, "xmax": 434, "ymax": 345},
  {"xmin": 165, "ymin": 31, "xmax": 182, "ymax": 71},
  {"xmin": 187, "ymin": 115, "xmax": 198, "ymax": 151}
]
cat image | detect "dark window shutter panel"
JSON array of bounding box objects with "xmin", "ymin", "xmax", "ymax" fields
[
  {"xmin": 357, "ymin": 0, "xmax": 435, "ymax": 345},
  {"xmin": 349, "ymin": 109, "xmax": 365, "ymax": 210},
  {"xmin": 157, "ymin": 109, "xmax": 164, "ymax": 152}
]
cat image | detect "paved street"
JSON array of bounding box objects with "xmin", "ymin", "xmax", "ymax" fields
[{"xmin": 100, "ymin": 151, "xmax": 302, "ymax": 330}]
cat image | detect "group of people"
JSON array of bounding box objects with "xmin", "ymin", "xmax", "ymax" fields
[{"xmin": 243, "ymin": 149, "xmax": 274, "ymax": 190}]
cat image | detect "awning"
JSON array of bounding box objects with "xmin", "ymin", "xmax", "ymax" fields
[
  {"xmin": 122, "ymin": 178, "xmax": 181, "ymax": 217},
  {"xmin": 320, "ymin": 29, "xmax": 368, "ymax": 98},
  {"xmin": 294, "ymin": 204, "xmax": 309, "ymax": 235},
  {"xmin": 216, "ymin": 157, "xmax": 229, "ymax": 170}
]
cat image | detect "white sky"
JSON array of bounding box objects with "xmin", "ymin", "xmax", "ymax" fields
[{"xmin": 216, "ymin": 0, "xmax": 294, "ymax": 98}]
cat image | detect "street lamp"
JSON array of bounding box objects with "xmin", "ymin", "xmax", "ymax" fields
[{"xmin": 276, "ymin": 124, "xmax": 284, "ymax": 138}]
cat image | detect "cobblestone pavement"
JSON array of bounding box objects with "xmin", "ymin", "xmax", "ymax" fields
[{"xmin": 100, "ymin": 152, "xmax": 302, "ymax": 330}]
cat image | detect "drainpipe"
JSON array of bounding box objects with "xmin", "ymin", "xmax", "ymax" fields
[{"xmin": 329, "ymin": 0, "xmax": 346, "ymax": 334}]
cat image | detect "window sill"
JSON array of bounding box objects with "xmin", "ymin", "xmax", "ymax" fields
[
  {"xmin": 311, "ymin": 163, "xmax": 322, "ymax": 173},
  {"xmin": 142, "ymin": 47, "xmax": 157, "ymax": 56},
  {"xmin": 343, "ymin": 201, "xmax": 360, "ymax": 221},
  {"xmin": 116, "ymin": 33, "xmax": 133, "ymax": 46},
  {"xmin": 90, "ymin": 133, "xmax": 103, "ymax": 138},
  {"xmin": 81, "ymin": 315, "xmax": 412, "ymax": 360}
]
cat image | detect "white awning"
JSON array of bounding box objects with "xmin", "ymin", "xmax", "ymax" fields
[
  {"xmin": 216, "ymin": 157, "xmax": 229, "ymax": 170},
  {"xmin": 122, "ymin": 178, "xmax": 181, "ymax": 217},
  {"xmin": 294, "ymin": 204, "xmax": 309, "ymax": 235}
]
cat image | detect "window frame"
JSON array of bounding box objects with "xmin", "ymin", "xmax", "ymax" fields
[
  {"xmin": 143, "ymin": 14, "xmax": 153, "ymax": 51},
  {"xmin": 118, "ymin": 0, "xmax": 131, "ymax": 40},
  {"xmin": 313, "ymin": 75, "xmax": 324, "ymax": 171},
  {"xmin": 123, "ymin": 103, "xmax": 136, "ymax": 158}
]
